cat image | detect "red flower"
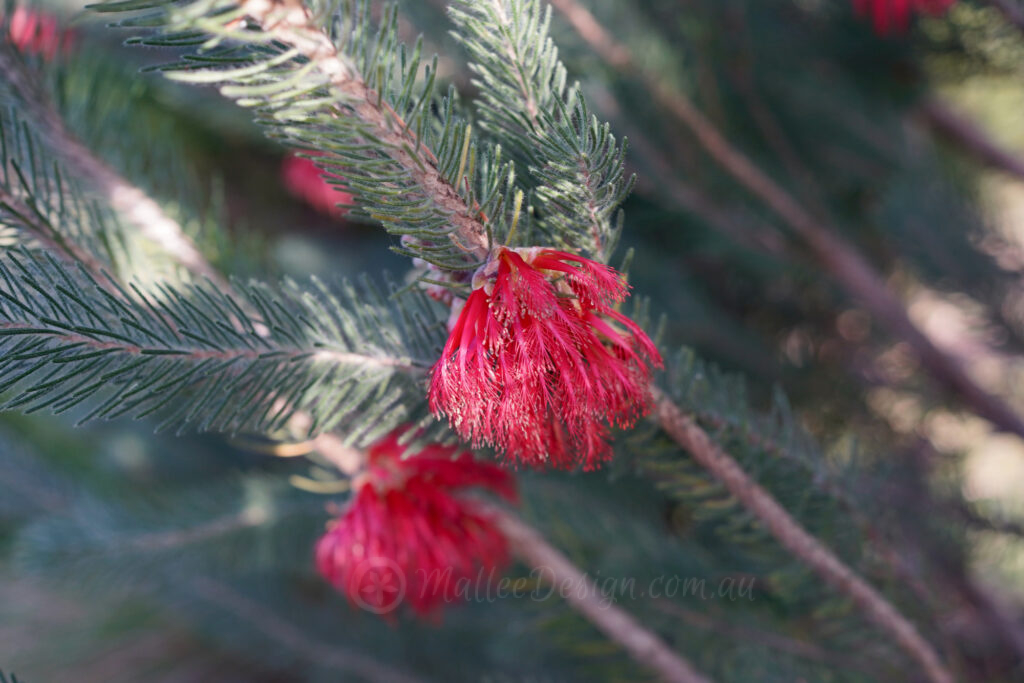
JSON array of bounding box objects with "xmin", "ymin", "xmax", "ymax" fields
[
  {"xmin": 429, "ymin": 247, "xmax": 661, "ymax": 471},
  {"xmin": 281, "ymin": 152, "xmax": 353, "ymax": 217},
  {"xmin": 852, "ymin": 0, "xmax": 955, "ymax": 34},
  {"xmin": 315, "ymin": 430, "xmax": 516, "ymax": 617},
  {"xmin": 6, "ymin": 7, "xmax": 72, "ymax": 58}
]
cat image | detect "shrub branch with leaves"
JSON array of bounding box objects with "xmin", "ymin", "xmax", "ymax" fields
[{"xmin": 1, "ymin": 0, "xmax": 1021, "ymax": 681}]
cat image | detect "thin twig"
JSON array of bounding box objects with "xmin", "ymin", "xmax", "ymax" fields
[
  {"xmin": 728, "ymin": 8, "xmax": 830, "ymax": 218},
  {"xmin": 241, "ymin": 0, "xmax": 491, "ymax": 261},
  {"xmin": 487, "ymin": 0, "xmax": 542, "ymax": 127},
  {"xmin": 0, "ymin": 320, "xmax": 417, "ymax": 371},
  {"xmin": 919, "ymin": 97, "xmax": 1024, "ymax": 182},
  {"xmin": 954, "ymin": 500, "xmax": 1024, "ymax": 539},
  {"xmin": 308, "ymin": 448, "xmax": 712, "ymax": 683},
  {"xmin": 586, "ymin": 85, "xmax": 789, "ymax": 257},
  {"xmin": 0, "ymin": 187, "xmax": 111, "ymax": 279},
  {"xmin": 490, "ymin": 506, "xmax": 714, "ymax": 683},
  {"xmin": 549, "ymin": 0, "xmax": 1024, "ymax": 442},
  {"xmin": 649, "ymin": 386, "xmax": 954, "ymax": 683},
  {"xmin": 126, "ymin": 508, "xmax": 271, "ymax": 551},
  {"xmin": 315, "ymin": 434, "xmax": 712, "ymax": 683}
]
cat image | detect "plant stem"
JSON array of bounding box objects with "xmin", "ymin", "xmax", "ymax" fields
[
  {"xmin": 491, "ymin": 506, "xmax": 714, "ymax": 683},
  {"xmin": 649, "ymin": 386, "xmax": 955, "ymax": 683},
  {"xmin": 548, "ymin": 0, "xmax": 1024, "ymax": 442},
  {"xmin": 240, "ymin": 0, "xmax": 491, "ymax": 261},
  {"xmin": 919, "ymin": 97, "xmax": 1024, "ymax": 181}
]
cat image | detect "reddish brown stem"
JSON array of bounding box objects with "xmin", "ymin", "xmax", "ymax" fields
[
  {"xmin": 650, "ymin": 386, "xmax": 954, "ymax": 683},
  {"xmin": 548, "ymin": 0, "xmax": 1024, "ymax": 442},
  {"xmin": 919, "ymin": 97, "xmax": 1024, "ymax": 181},
  {"xmin": 491, "ymin": 506, "xmax": 714, "ymax": 683},
  {"xmin": 241, "ymin": 0, "xmax": 490, "ymax": 261}
]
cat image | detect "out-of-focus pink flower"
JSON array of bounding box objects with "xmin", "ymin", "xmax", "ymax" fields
[
  {"xmin": 281, "ymin": 152, "xmax": 354, "ymax": 217},
  {"xmin": 6, "ymin": 7, "xmax": 72, "ymax": 59},
  {"xmin": 429, "ymin": 247, "xmax": 662, "ymax": 471},
  {"xmin": 852, "ymin": 0, "xmax": 955, "ymax": 34},
  {"xmin": 315, "ymin": 429, "xmax": 516, "ymax": 617}
]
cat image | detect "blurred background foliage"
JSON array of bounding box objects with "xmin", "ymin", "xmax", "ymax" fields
[{"xmin": 3, "ymin": 0, "xmax": 1024, "ymax": 681}]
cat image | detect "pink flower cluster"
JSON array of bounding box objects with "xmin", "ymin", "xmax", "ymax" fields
[
  {"xmin": 429, "ymin": 247, "xmax": 661, "ymax": 471},
  {"xmin": 316, "ymin": 430, "xmax": 516, "ymax": 616},
  {"xmin": 852, "ymin": 0, "xmax": 956, "ymax": 34},
  {"xmin": 6, "ymin": 7, "xmax": 72, "ymax": 58},
  {"xmin": 317, "ymin": 248, "xmax": 660, "ymax": 616}
]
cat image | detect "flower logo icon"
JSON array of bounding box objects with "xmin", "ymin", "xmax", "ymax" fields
[{"xmin": 350, "ymin": 556, "xmax": 406, "ymax": 614}]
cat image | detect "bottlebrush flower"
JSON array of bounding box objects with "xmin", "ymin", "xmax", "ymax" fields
[
  {"xmin": 281, "ymin": 152, "xmax": 353, "ymax": 217},
  {"xmin": 429, "ymin": 247, "xmax": 662, "ymax": 471},
  {"xmin": 852, "ymin": 0, "xmax": 955, "ymax": 34},
  {"xmin": 315, "ymin": 430, "xmax": 516, "ymax": 617},
  {"xmin": 6, "ymin": 7, "xmax": 72, "ymax": 58}
]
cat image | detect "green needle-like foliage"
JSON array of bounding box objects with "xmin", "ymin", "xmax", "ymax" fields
[
  {"xmin": 0, "ymin": 0, "xmax": 1016, "ymax": 680},
  {"xmin": 91, "ymin": 0, "xmax": 522, "ymax": 269},
  {"xmin": 0, "ymin": 106, "xmax": 123, "ymax": 275},
  {"xmin": 0, "ymin": 248, "xmax": 441, "ymax": 440},
  {"xmin": 449, "ymin": 0, "xmax": 633, "ymax": 260}
]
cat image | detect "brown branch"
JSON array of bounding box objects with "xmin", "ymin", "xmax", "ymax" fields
[
  {"xmin": 919, "ymin": 97, "xmax": 1024, "ymax": 182},
  {"xmin": 490, "ymin": 506, "xmax": 714, "ymax": 683},
  {"xmin": 586, "ymin": 85, "xmax": 789, "ymax": 257},
  {"xmin": 77, "ymin": 152, "xmax": 231, "ymax": 288},
  {"xmin": 549, "ymin": 0, "xmax": 1024, "ymax": 442},
  {"xmin": 649, "ymin": 386, "xmax": 954, "ymax": 683},
  {"xmin": 240, "ymin": 0, "xmax": 490, "ymax": 261},
  {"xmin": 727, "ymin": 10, "xmax": 831, "ymax": 219},
  {"xmin": 305, "ymin": 449, "xmax": 711, "ymax": 682},
  {"xmin": 0, "ymin": 321, "xmax": 418, "ymax": 372},
  {"xmin": 124, "ymin": 508, "xmax": 271, "ymax": 551},
  {"xmin": 693, "ymin": 397, "xmax": 1019, "ymax": 674}
]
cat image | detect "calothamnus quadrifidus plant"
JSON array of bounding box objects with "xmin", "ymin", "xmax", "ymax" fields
[{"xmin": 5, "ymin": 0, "xmax": 1021, "ymax": 681}]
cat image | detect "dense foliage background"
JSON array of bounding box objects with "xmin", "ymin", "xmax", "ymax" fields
[{"xmin": 3, "ymin": 0, "xmax": 1024, "ymax": 680}]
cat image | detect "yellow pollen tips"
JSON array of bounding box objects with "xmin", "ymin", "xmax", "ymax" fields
[{"xmin": 288, "ymin": 475, "xmax": 351, "ymax": 494}]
